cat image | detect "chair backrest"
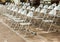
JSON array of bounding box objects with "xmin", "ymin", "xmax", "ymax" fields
[
  {"xmin": 48, "ymin": 5, "xmax": 53, "ymax": 10},
  {"xmin": 54, "ymin": 6, "xmax": 60, "ymax": 15},
  {"xmin": 54, "ymin": 6, "xmax": 60, "ymax": 10},
  {"xmin": 39, "ymin": 4, "xmax": 43, "ymax": 8},
  {"xmin": 58, "ymin": 4, "xmax": 60, "ymax": 7},
  {"xmin": 19, "ymin": 2, "xmax": 22, "ymax": 4},
  {"xmin": 18, "ymin": 8, "xmax": 24, "ymax": 13},
  {"xmin": 27, "ymin": 6, "xmax": 31, "ymax": 10},
  {"xmin": 26, "ymin": 11, "xmax": 34, "ymax": 22},
  {"xmin": 7, "ymin": 4, "xmax": 13, "ymax": 10},
  {"xmin": 52, "ymin": 3, "xmax": 56, "ymax": 8},
  {"xmin": 7, "ymin": 6, "xmax": 12, "ymax": 10},
  {"xmin": 10, "ymin": 6, "xmax": 16, "ymax": 11},
  {"xmin": 21, "ymin": 9, "xmax": 27, "ymax": 15},
  {"xmin": 25, "ymin": 3, "xmax": 30, "ymax": 6},
  {"xmin": 35, "ymin": 7, "xmax": 40, "ymax": 12},
  {"xmin": 40, "ymin": 9, "xmax": 47, "ymax": 14},
  {"xmin": 27, "ymin": 11, "xmax": 33, "ymax": 17},
  {"xmin": 52, "ymin": 3, "xmax": 56, "ymax": 7},
  {"xmin": 58, "ymin": 6, "xmax": 60, "ymax": 10},
  {"xmin": 22, "ymin": 2, "xmax": 25, "ymax": 5},
  {"xmin": 30, "ymin": 7, "xmax": 35, "ymax": 11},
  {"xmin": 13, "ymin": 7, "xmax": 18, "ymax": 12},
  {"xmin": 54, "ymin": 6, "xmax": 58, "ymax": 10},
  {"xmin": 49, "ymin": 9, "xmax": 56, "ymax": 16},
  {"xmin": 43, "ymin": 5, "xmax": 48, "ymax": 9},
  {"xmin": 22, "ymin": 5, "xmax": 26, "ymax": 9},
  {"xmin": 43, "ymin": 9, "xmax": 56, "ymax": 20}
]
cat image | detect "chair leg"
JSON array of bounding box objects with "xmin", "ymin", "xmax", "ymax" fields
[
  {"xmin": 47, "ymin": 23, "xmax": 52, "ymax": 32},
  {"xmin": 14, "ymin": 23, "xmax": 19, "ymax": 30},
  {"xmin": 10, "ymin": 21, "xmax": 14, "ymax": 28}
]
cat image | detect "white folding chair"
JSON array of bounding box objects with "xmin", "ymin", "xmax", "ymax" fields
[
  {"xmin": 19, "ymin": 2, "xmax": 22, "ymax": 5},
  {"xmin": 35, "ymin": 7, "xmax": 40, "ymax": 13},
  {"xmin": 18, "ymin": 8, "xmax": 25, "ymax": 18},
  {"xmin": 22, "ymin": 2, "xmax": 25, "ymax": 6},
  {"xmin": 43, "ymin": 5, "xmax": 48, "ymax": 9},
  {"xmin": 18, "ymin": 8, "xmax": 24, "ymax": 13},
  {"xmin": 41, "ymin": 9, "xmax": 56, "ymax": 32},
  {"xmin": 38, "ymin": 4, "xmax": 43, "ymax": 9},
  {"xmin": 2, "ymin": 5, "xmax": 13, "ymax": 24},
  {"xmin": 11, "ymin": 9, "xmax": 28, "ymax": 30},
  {"xmin": 47, "ymin": 5, "xmax": 53, "ymax": 13},
  {"xmin": 52, "ymin": 3, "xmax": 56, "ymax": 8},
  {"xmin": 33, "ymin": 8, "xmax": 47, "ymax": 27},
  {"xmin": 22, "ymin": 5, "xmax": 27, "ymax": 9},
  {"xmin": 48, "ymin": 5, "xmax": 54, "ymax": 10},
  {"xmin": 33, "ymin": 7, "xmax": 40, "ymax": 17},
  {"xmin": 12, "ymin": 7, "xmax": 18, "ymax": 16},
  {"xmin": 25, "ymin": 3, "xmax": 30, "ymax": 6},
  {"xmin": 20, "ymin": 11, "xmax": 34, "ymax": 37},
  {"xmin": 4, "ymin": 4, "xmax": 12, "ymax": 15},
  {"xmin": 3, "ymin": 5, "xmax": 21, "ymax": 28},
  {"xmin": 30, "ymin": 7, "xmax": 35, "ymax": 11},
  {"xmin": 20, "ymin": 9, "xmax": 27, "ymax": 18},
  {"xmin": 37, "ymin": 8, "xmax": 48, "ymax": 29},
  {"xmin": 27, "ymin": 6, "xmax": 31, "ymax": 10}
]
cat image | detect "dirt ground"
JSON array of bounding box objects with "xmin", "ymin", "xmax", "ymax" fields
[{"xmin": 0, "ymin": 22, "xmax": 26, "ymax": 42}]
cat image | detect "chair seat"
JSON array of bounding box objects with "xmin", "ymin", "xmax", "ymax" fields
[
  {"xmin": 13, "ymin": 10, "xmax": 18, "ymax": 12},
  {"xmin": 13, "ymin": 17, "xmax": 25, "ymax": 22},
  {"xmin": 33, "ymin": 16, "xmax": 43, "ymax": 19},
  {"xmin": 6, "ymin": 15, "xmax": 14, "ymax": 19},
  {"xmin": 3, "ymin": 14, "xmax": 15, "ymax": 19},
  {"xmin": 13, "ymin": 19, "xmax": 25, "ymax": 22},
  {"xmin": 3, "ymin": 13, "xmax": 8, "ymax": 16},
  {"xmin": 3, "ymin": 14, "xmax": 12, "ymax": 20},
  {"xmin": 3, "ymin": 14, "xmax": 22, "ymax": 22},
  {"xmin": 12, "ymin": 17, "xmax": 21, "ymax": 20},
  {"xmin": 7, "ymin": 8, "xmax": 10, "ymax": 10},
  {"xmin": 4, "ymin": 14, "xmax": 10, "ymax": 16},
  {"xmin": 20, "ymin": 22, "xmax": 31, "ymax": 25},
  {"xmin": 56, "ymin": 15, "xmax": 60, "ymax": 17},
  {"xmin": 34, "ymin": 17, "xmax": 43, "ymax": 19},
  {"xmin": 43, "ymin": 20, "xmax": 53, "ymax": 22}
]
